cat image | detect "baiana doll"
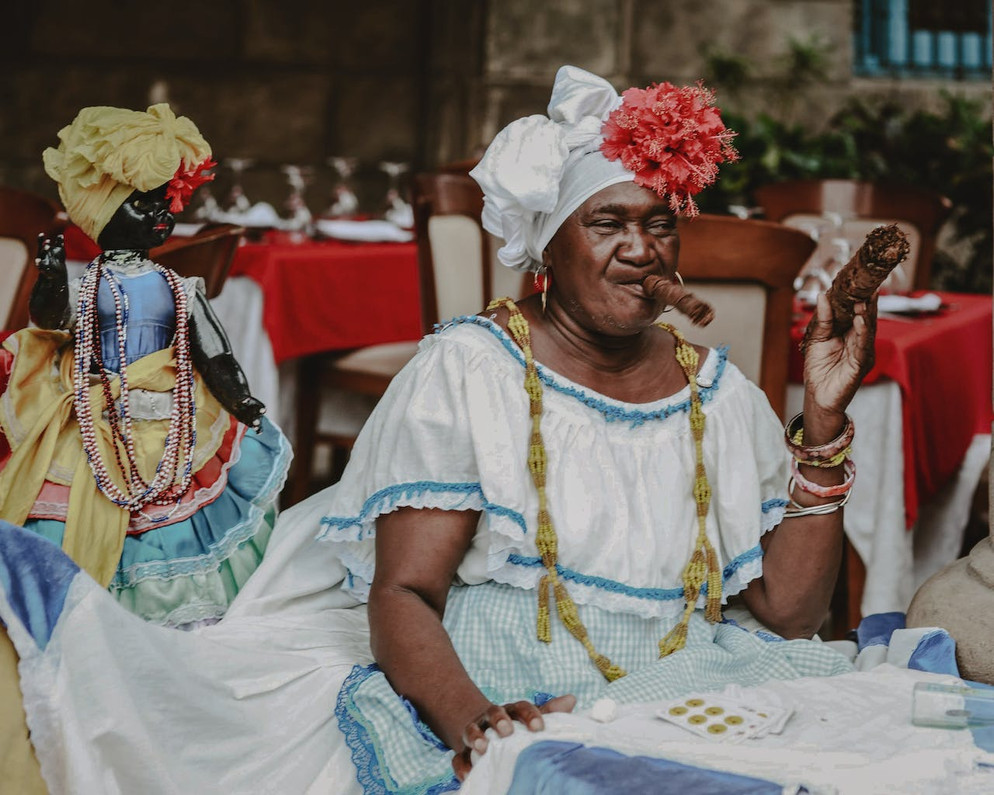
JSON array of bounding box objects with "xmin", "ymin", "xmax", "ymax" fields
[{"xmin": 0, "ymin": 104, "xmax": 291, "ymax": 628}]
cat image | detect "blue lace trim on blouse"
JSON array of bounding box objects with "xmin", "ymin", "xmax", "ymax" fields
[
  {"xmin": 320, "ymin": 480, "xmax": 527, "ymax": 538},
  {"xmin": 435, "ymin": 315, "xmax": 729, "ymax": 427},
  {"xmin": 506, "ymin": 542, "xmax": 764, "ymax": 601},
  {"xmin": 336, "ymin": 663, "xmax": 459, "ymax": 795}
]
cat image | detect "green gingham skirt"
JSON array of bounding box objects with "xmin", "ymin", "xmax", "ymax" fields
[{"xmin": 335, "ymin": 581, "xmax": 854, "ymax": 794}]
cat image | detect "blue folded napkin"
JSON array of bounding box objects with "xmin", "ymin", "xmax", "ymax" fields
[{"xmin": 507, "ymin": 740, "xmax": 787, "ymax": 795}]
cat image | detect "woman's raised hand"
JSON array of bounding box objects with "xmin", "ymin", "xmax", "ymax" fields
[
  {"xmin": 802, "ymin": 291, "xmax": 877, "ymax": 417},
  {"xmin": 451, "ymin": 694, "xmax": 576, "ymax": 781}
]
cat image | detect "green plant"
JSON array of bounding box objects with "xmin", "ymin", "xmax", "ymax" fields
[{"xmin": 697, "ymin": 50, "xmax": 992, "ymax": 293}]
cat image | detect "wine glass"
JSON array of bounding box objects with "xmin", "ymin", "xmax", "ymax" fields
[
  {"xmin": 222, "ymin": 158, "xmax": 254, "ymax": 213},
  {"xmin": 326, "ymin": 157, "xmax": 359, "ymax": 218},
  {"xmin": 279, "ymin": 165, "xmax": 314, "ymax": 239},
  {"xmin": 379, "ymin": 161, "xmax": 413, "ymax": 228}
]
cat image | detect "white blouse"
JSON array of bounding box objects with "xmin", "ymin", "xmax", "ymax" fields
[{"xmin": 318, "ymin": 316, "xmax": 790, "ymax": 621}]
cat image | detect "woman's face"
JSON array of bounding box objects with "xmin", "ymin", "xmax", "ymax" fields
[
  {"xmin": 97, "ymin": 184, "xmax": 175, "ymax": 251},
  {"xmin": 544, "ymin": 181, "xmax": 679, "ymax": 335}
]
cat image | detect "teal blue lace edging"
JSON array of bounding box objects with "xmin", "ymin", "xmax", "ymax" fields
[
  {"xmin": 319, "ymin": 480, "xmax": 527, "ymax": 539},
  {"xmin": 761, "ymin": 498, "xmax": 788, "ymax": 533},
  {"xmin": 434, "ymin": 315, "xmax": 729, "ymax": 428},
  {"xmin": 762, "ymin": 498, "xmax": 788, "ymax": 513},
  {"xmin": 336, "ymin": 664, "xmax": 459, "ymax": 795},
  {"xmin": 108, "ymin": 422, "xmax": 291, "ymax": 590},
  {"xmin": 506, "ymin": 542, "xmax": 764, "ymax": 603}
]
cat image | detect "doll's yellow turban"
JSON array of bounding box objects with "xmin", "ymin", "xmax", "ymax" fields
[{"xmin": 42, "ymin": 103, "xmax": 211, "ymax": 242}]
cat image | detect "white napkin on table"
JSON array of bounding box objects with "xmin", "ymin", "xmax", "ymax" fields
[
  {"xmin": 877, "ymin": 292, "xmax": 942, "ymax": 314},
  {"xmin": 314, "ymin": 219, "xmax": 414, "ymax": 243}
]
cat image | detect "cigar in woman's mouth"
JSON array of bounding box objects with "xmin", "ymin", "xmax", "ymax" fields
[{"xmin": 642, "ymin": 274, "xmax": 714, "ymax": 326}]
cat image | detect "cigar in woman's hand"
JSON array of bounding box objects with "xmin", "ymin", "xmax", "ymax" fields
[
  {"xmin": 801, "ymin": 224, "xmax": 910, "ymax": 353},
  {"xmin": 642, "ymin": 274, "xmax": 714, "ymax": 326}
]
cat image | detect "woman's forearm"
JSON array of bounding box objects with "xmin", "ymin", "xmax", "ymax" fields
[
  {"xmin": 368, "ymin": 582, "xmax": 491, "ymax": 751},
  {"xmin": 747, "ymin": 511, "xmax": 844, "ymax": 638},
  {"xmin": 744, "ymin": 403, "xmax": 848, "ymax": 637}
]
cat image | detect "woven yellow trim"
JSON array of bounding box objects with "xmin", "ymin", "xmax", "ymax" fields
[{"xmin": 657, "ymin": 322, "xmax": 722, "ymax": 657}]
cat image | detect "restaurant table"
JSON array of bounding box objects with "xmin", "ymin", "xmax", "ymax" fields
[
  {"xmin": 64, "ymin": 227, "xmax": 422, "ymax": 440},
  {"xmin": 229, "ymin": 231, "xmax": 421, "ymax": 363},
  {"xmin": 216, "ymin": 232, "xmax": 421, "ymax": 445},
  {"xmin": 787, "ymin": 291, "xmax": 992, "ymax": 620}
]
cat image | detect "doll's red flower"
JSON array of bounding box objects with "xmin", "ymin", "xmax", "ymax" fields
[
  {"xmin": 165, "ymin": 157, "xmax": 217, "ymax": 213},
  {"xmin": 600, "ymin": 82, "xmax": 737, "ymax": 217}
]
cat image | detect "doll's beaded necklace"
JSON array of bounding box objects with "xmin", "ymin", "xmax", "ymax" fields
[
  {"xmin": 73, "ymin": 251, "xmax": 197, "ymax": 520},
  {"xmin": 488, "ymin": 297, "xmax": 722, "ymax": 681}
]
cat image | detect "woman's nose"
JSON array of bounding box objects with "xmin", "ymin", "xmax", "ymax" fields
[{"xmin": 617, "ymin": 228, "xmax": 655, "ymax": 265}]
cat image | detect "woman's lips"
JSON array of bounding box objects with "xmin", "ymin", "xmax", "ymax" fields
[{"xmin": 618, "ymin": 280, "xmax": 653, "ymax": 299}]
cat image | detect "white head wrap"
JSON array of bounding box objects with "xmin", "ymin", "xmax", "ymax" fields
[{"xmin": 470, "ymin": 66, "xmax": 635, "ymax": 273}]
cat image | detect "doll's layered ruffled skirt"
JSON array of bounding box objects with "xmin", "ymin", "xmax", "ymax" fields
[{"xmin": 0, "ymin": 328, "xmax": 291, "ymax": 627}]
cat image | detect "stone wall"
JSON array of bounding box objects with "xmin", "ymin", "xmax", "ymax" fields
[
  {"xmin": 0, "ymin": 0, "xmax": 988, "ymax": 214},
  {"xmin": 1, "ymin": 0, "xmax": 436, "ymax": 215},
  {"xmin": 461, "ymin": 0, "xmax": 990, "ymax": 152}
]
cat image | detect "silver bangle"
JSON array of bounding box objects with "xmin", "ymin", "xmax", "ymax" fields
[{"xmin": 782, "ymin": 477, "xmax": 853, "ymax": 518}]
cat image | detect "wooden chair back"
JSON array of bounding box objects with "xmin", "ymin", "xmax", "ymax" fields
[
  {"xmin": 151, "ymin": 223, "xmax": 245, "ymax": 299},
  {"xmin": 411, "ymin": 171, "xmax": 533, "ymax": 331},
  {"xmin": 411, "ymin": 172, "xmax": 492, "ymax": 332},
  {"xmin": 665, "ymin": 214, "xmax": 816, "ymax": 419},
  {"xmin": 755, "ymin": 179, "xmax": 952, "ymax": 291},
  {"xmin": 0, "ymin": 187, "xmax": 65, "ymax": 331}
]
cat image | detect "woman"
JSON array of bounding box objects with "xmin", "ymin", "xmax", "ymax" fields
[
  {"xmin": 0, "ymin": 68, "xmax": 871, "ymax": 794},
  {"xmin": 330, "ymin": 66, "xmax": 871, "ymax": 789}
]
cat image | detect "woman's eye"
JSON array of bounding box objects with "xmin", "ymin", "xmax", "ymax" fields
[{"xmin": 648, "ymin": 222, "xmax": 675, "ymax": 236}]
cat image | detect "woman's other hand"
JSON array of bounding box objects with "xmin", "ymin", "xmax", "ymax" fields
[
  {"xmin": 802, "ymin": 291, "xmax": 876, "ymax": 416},
  {"xmin": 451, "ymin": 694, "xmax": 576, "ymax": 781}
]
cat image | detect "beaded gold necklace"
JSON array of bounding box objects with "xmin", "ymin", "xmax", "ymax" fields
[{"xmin": 488, "ymin": 297, "xmax": 722, "ymax": 681}]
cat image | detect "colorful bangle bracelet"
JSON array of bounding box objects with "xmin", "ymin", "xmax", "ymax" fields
[
  {"xmin": 784, "ymin": 480, "xmax": 853, "ymax": 517},
  {"xmin": 797, "ymin": 444, "xmax": 853, "ymax": 469},
  {"xmin": 784, "ymin": 412, "xmax": 855, "ymax": 468},
  {"xmin": 790, "ymin": 456, "xmax": 856, "ymax": 498}
]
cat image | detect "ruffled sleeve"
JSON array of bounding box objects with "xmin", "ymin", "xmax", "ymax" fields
[
  {"xmin": 704, "ymin": 376, "xmax": 790, "ymax": 600},
  {"xmin": 316, "ymin": 324, "xmax": 531, "ymax": 600}
]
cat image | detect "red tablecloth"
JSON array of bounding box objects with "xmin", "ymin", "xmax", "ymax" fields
[
  {"xmin": 63, "ymin": 226, "xmax": 422, "ymax": 363},
  {"xmin": 790, "ymin": 292, "xmax": 992, "ymax": 527},
  {"xmin": 229, "ymin": 233, "xmax": 421, "ymax": 363}
]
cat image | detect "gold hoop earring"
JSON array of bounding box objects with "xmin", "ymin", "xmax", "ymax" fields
[{"xmin": 659, "ymin": 271, "xmax": 683, "ymax": 313}]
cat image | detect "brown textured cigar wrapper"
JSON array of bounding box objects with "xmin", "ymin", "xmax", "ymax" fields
[
  {"xmin": 801, "ymin": 224, "xmax": 909, "ymax": 352},
  {"xmin": 643, "ymin": 275, "xmax": 715, "ymax": 327}
]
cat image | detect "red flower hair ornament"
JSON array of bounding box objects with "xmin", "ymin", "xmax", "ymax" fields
[
  {"xmin": 600, "ymin": 82, "xmax": 737, "ymax": 217},
  {"xmin": 165, "ymin": 156, "xmax": 217, "ymax": 213}
]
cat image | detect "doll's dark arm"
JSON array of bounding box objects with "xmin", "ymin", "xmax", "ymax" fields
[
  {"xmin": 187, "ymin": 287, "xmax": 265, "ymax": 431},
  {"xmin": 29, "ymin": 233, "xmax": 70, "ymax": 329}
]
